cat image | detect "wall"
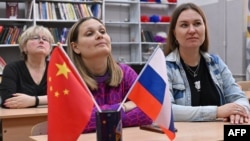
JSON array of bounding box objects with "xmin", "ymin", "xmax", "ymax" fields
[{"xmin": 178, "ymin": 0, "xmax": 248, "ymax": 81}]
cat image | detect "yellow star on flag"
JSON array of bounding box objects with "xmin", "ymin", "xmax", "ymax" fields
[{"xmin": 56, "ymin": 62, "xmax": 71, "ymax": 79}]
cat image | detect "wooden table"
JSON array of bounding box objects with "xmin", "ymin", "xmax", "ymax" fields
[
  {"xmin": 244, "ymin": 91, "xmax": 250, "ymax": 101},
  {"xmin": 30, "ymin": 121, "xmax": 246, "ymax": 141},
  {"xmin": 0, "ymin": 106, "xmax": 47, "ymax": 141}
]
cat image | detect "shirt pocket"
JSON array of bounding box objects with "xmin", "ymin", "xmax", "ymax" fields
[{"xmin": 172, "ymin": 83, "xmax": 185, "ymax": 100}]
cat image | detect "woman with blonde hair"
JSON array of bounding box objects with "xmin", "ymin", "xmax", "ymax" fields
[{"xmin": 1, "ymin": 25, "xmax": 54, "ymax": 108}]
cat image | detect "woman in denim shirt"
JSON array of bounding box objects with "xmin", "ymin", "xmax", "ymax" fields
[{"xmin": 165, "ymin": 3, "xmax": 250, "ymax": 124}]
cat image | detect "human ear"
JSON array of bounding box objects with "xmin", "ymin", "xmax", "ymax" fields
[{"xmin": 70, "ymin": 42, "xmax": 80, "ymax": 54}]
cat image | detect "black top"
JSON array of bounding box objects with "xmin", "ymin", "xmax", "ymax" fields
[
  {"xmin": 181, "ymin": 56, "xmax": 220, "ymax": 106},
  {"xmin": 0, "ymin": 60, "xmax": 48, "ymax": 108}
]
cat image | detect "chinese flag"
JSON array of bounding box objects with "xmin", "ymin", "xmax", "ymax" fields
[{"xmin": 47, "ymin": 46, "xmax": 94, "ymax": 141}]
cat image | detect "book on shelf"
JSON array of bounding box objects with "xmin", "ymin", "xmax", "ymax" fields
[
  {"xmin": 10, "ymin": 26, "xmax": 21, "ymax": 44},
  {"xmin": 142, "ymin": 30, "xmax": 154, "ymax": 42},
  {"xmin": 90, "ymin": 4, "xmax": 102, "ymax": 19},
  {"xmin": 0, "ymin": 56, "xmax": 6, "ymax": 75},
  {"xmin": 79, "ymin": 4, "xmax": 91, "ymax": 17},
  {"xmin": 4, "ymin": 27, "xmax": 14, "ymax": 44},
  {"xmin": 73, "ymin": 3, "xmax": 82, "ymax": 19},
  {"xmin": 60, "ymin": 27, "xmax": 69, "ymax": 44},
  {"xmin": 66, "ymin": 3, "xmax": 77, "ymax": 20},
  {"xmin": 57, "ymin": 3, "xmax": 66, "ymax": 20},
  {"xmin": 54, "ymin": 3, "xmax": 62, "ymax": 20},
  {"xmin": 6, "ymin": 2, "xmax": 18, "ymax": 19},
  {"xmin": 0, "ymin": 28, "xmax": 9, "ymax": 44},
  {"xmin": 25, "ymin": 1, "xmax": 33, "ymax": 19},
  {"xmin": 0, "ymin": 26, "xmax": 22, "ymax": 44},
  {"xmin": 141, "ymin": 29, "xmax": 146, "ymax": 42}
]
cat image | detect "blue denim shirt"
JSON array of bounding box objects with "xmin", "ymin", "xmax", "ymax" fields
[{"xmin": 166, "ymin": 49, "xmax": 250, "ymax": 121}]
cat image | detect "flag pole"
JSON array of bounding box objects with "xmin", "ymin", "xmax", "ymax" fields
[
  {"xmin": 56, "ymin": 44, "xmax": 102, "ymax": 112},
  {"xmin": 117, "ymin": 45, "xmax": 161, "ymax": 111}
]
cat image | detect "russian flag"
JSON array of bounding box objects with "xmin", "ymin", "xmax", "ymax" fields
[{"xmin": 128, "ymin": 47, "xmax": 175, "ymax": 140}]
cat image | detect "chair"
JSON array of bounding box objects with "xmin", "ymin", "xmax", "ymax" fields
[{"xmin": 30, "ymin": 121, "xmax": 48, "ymax": 136}]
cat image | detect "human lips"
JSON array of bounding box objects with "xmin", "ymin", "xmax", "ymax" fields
[
  {"xmin": 187, "ymin": 37, "xmax": 198, "ymax": 40},
  {"xmin": 37, "ymin": 45, "xmax": 46, "ymax": 48},
  {"xmin": 96, "ymin": 42, "xmax": 107, "ymax": 47}
]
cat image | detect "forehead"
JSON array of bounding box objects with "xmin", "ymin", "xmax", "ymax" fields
[
  {"xmin": 79, "ymin": 19, "xmax": 103, "ymax": 30},
  {"xmin": 28, "ymin": 30, "xmax": 48, "ymax": 37},
  {"xmin": 177, "ymin": 9, "xmax": 203, "ymax": 22}
]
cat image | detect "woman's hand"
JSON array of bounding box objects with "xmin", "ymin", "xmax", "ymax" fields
[
  {"xmin": 122, "ymin": 101, "xmax": 137, "ymax": 112},
  {"xmin": 225, "ymin": 114, "xmax": 249, "ymax": 124},
  {"xmin": 217, "ymin": 103, "xmax": 249, "ymax": 124},
  {"xmin": 4, "ymin": 93, "xmax": 36, "ymax": 108}
]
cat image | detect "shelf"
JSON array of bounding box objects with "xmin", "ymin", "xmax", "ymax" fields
[
  {"xmin": 0, "ymin": 0, "xmax": 176, "ymax": 65},
  {"xmin": 103, "ymin": 0, "xmax": 177, "ymax": 64},
  {"xmin": 0, "ymin": 44, "xmax": 19, "ymax": 48},
  {"xmin": 0, "ymin": 0, "xmax": 104, "ymax": 64}
]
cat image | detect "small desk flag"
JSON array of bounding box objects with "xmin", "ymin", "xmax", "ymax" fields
[
  {"xmin": 47, "ymin": 46, "xmax": 94, "ymax": 141},
  {"xmin": 128, "ymin": 47, "xmax": 175, "ymax": 140}
]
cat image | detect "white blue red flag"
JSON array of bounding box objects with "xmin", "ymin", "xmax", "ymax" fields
[{"xmin": 128, "ymin": 46, "xmax": 175, "ymax": 140}]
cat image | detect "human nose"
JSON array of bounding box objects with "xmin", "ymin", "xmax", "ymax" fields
[
  {"xmin": 187, "ymin": 25, "xmax": 196, "ymax": 33},
  {"xmin": 96, "ymin": 32, "xmax": 104, "ymax": 39}
]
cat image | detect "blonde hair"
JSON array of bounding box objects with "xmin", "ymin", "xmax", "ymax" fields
[
  {"xmin": 67, "ymin": 17, "xmax": 123, "ymax": 90},
  {"xmin": 18, "ymin": 25, "xmax": 55, "ymax": 60}
]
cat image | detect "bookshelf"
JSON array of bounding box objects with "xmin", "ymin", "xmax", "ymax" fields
[
  {"xmin": 0, "ymin": 0, "xmax": 177, "ymax": 65},
  {"xmin": 0, "ymin": 0, "xmax": 103, "ymax": 63},
  {"xmin": 104, "ymin": 0, "xmax": 177, "ymax": 64}
]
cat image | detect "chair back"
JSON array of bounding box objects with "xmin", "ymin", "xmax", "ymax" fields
[{"xmin": 31, "ymin": 121, "xmax": 48, "ymax": 136}]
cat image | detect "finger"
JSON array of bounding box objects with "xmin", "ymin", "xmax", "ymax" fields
[
  {"xmin": 230, "ymin": 115, "xmax": 236, "ymax": 124},
  {"xmin": 239, "ymin": 116, "xmax": 244, "ymax": 124},
  {"xmin": 234, "ymin": 114, "xmax": 241, "ymax": 124},
  {"xmin": 5, "ymin": 97, "xmax": 16, "ymax": 102},
  {"xmin": 245, "ymin": 117, "xmax": 249, "ymax": 123},
  {"xmin": 234, "ymin": 107, "xmax": 248, "ymax": 117},
  {"xmin": 223, "ymin": 117, "xmax": 229, "ymax": 122}
]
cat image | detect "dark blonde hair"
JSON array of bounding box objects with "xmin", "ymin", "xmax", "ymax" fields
[
  {"xmin": 67, "ymin": 17, "xmax": 123, "ymax": 90},
  {"xmin": 164, "ymin": 3, "xmax": 209, "ymax": 55},
  {"xmin": 18, "ymin": 25, "xmax": 54, "ymax": 60}
]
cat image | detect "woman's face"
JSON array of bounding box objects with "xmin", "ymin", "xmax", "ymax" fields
[
  {"xmin": 174, "ymin": 9, "xmax": 205, "ymax": 50},
  {"xmin": 72, "ymin": 19, "xmax": 111, "ymax": 60},
  {"xmin": 24, "ymin": 34, "xmax": 51, "ymax": 57}
]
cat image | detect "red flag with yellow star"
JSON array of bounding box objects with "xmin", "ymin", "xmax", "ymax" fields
[{"xmin": 47, "ymin": 46, "xmax": 94, "ymax": 141}]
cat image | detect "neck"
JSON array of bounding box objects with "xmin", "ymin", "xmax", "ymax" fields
[
  {"xmin": 84, "ymin": 58, "xmax": 108, "ymax": 76},
  {"xmin": 26, "ymin": 59, "xmax": 46, "ymax": 69},
  {"xmin": 179, "ymin": 49, "xmax": 200, "ymax": 67}
]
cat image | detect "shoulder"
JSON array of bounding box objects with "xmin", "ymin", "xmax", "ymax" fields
[
  {"xmin": 4, "ymin": 60, "xmax": 25, "ymax": 71},
  {"xmin": 202, "ymin": 52, "xmax": 223, "ymax": 65},
  {"xmin": 2, "ymin": 60, "xmax": 26, "ymax": 77},
  {"xmin": 118, "ymin": 63, "xmax": 138, "ymax": 78},
  {"xmin": 118, "ymin": 63, "xmax": 135, "ymax": 72}
]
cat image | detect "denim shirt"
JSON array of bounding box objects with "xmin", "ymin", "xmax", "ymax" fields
[{"xmin": 166, "ymin": 49, "xmax": 250, "ymax": 121}]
